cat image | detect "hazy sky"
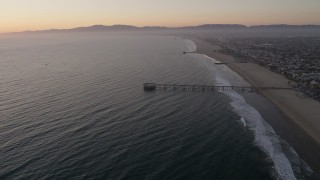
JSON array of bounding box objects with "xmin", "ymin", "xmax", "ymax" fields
[{"xmin": 1, "ymin": 0, "xmax": 320, "ymax": 32}]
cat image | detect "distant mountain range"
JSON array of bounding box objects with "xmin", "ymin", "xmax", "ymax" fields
[
  {"xmin": 20, "ymin": 24, "xmax": 320, "ymax": 33},
  {"xmin": 250, "ymin": 24, "xmax": 320, "ymax": 29}
]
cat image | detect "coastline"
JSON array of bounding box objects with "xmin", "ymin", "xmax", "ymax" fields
[{"xmin": 187, "ymin": 37, "xmax": 320, "ymax": 175}]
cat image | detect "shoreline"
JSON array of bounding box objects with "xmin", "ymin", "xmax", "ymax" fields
[{"xmin": 187, "ymin": 37, "xmax": 320, "ymax": 175}]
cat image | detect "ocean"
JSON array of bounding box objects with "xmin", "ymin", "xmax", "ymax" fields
[{"xmin": 0, "ymin": 33, "xmax": 312, "ymax": 179}]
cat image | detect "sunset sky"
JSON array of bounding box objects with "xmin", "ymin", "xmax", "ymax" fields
[{"xmin": 1, "ymin": 0, "xmax": 320, "ymax": 33}]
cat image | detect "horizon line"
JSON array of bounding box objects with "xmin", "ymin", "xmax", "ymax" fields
[{"xmin": 3, "ymin": 23, "xmax": 320, "ymax": 34}]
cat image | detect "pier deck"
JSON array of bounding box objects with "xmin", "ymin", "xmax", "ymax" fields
[
  {"xmin": 144, "ymin": 83, "xmax": 255, "ymax": 92},
  {"xmin": 143, "ymin": 83, "xmax": 293, "ymax": 92}
]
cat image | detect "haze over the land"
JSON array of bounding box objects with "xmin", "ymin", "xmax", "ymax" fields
[{"xmin": 1, "ymin": 0, "xmax": 320, "ymax": 33}]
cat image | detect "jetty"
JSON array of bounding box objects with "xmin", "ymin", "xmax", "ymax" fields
[{"xmin": 143, "ymin": 83, "xmax": 293, "ymax": 92}]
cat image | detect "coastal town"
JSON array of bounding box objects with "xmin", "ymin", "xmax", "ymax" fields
[{"xmin": 216, "ymin": 36, "xmax": 320, "ymax": 100}]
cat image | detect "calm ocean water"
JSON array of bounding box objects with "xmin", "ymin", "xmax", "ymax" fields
[{"xmin": 0, "ymin": 33, "xmax": 311, "ymax": 179}]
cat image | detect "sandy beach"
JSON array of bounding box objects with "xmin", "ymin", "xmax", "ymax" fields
[{"xmin": 189, "ymin": 37, "xmax": 320, "ymax": 174}]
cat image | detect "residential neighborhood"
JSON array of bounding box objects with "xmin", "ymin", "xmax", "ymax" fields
[{"xmin": 218, "ymin": 36, "xmax": 320, "ymax": 100}]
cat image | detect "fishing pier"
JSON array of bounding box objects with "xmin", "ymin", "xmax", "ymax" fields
[
  {"xmin": 143, "ymin": 83, "xmax": 255, "ymax": 92},
  {"xmin": 143, "ymin": 83, "xmax": 293, "ymax": 92}
]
